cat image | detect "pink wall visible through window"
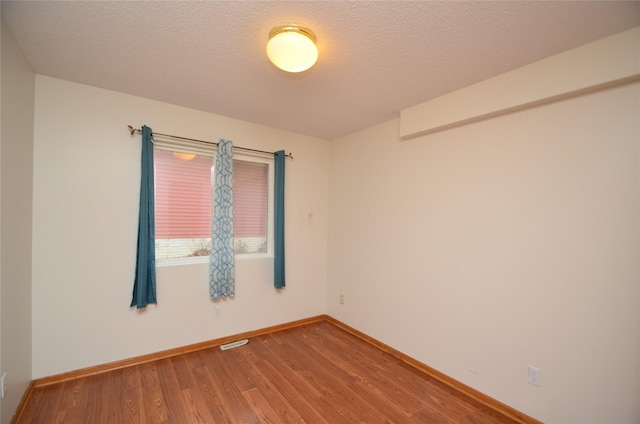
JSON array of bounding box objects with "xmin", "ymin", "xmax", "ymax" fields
[
  {"xmin": 155, "ymin": 151, "xmax": 212, "ymax": 238},
  {"xmin": 154, "ymin": 150, "xmax": 268, "ymax": 241},
  {"xmin": 234, "ymin": 160, "xmax": 268, "ymax": 238}
]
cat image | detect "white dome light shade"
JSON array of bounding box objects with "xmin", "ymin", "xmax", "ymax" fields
[{"xmin": 267, "ymin": 24, "xmax": 318, "ymax": 73}]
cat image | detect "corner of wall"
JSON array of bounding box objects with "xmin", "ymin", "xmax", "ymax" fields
[{"xmin": 1, "ymin": 18, "xmax": 35, "ymax": 424}]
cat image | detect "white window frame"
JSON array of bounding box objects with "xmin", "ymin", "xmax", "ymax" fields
[{"xmin": 153, "ymin": 141, "xmax": 274, "ymax": 267}]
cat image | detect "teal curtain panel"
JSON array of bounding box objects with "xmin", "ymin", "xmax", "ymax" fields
[
  {"xmin": 131, "ymin": 125, "xmax": 157, "ymax": 308},
  {"xmin": 274, "ymin": 150, "xmax": 286, "ymax": 289}
]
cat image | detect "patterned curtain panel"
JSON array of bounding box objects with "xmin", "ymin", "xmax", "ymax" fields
[
  {"xmin": 131, "ymin": 125, "xmax": 157, "ymax": 308},
  {"xmin": 209, "ymin": 139, "xmax": 235, "ymax": 299}
]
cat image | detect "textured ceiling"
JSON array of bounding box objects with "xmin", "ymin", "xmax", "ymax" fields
[{"xmin": 2, "ymin": 1, "xmax": 639, "ymax": 140}]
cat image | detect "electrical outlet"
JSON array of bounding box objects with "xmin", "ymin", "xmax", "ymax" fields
[
  {"xmin": 1, "ymin": 372, "xmax": 7, "ymax": 398},
  {"xmin": 213, "ymin": 306, "xmax": 221, "ymax": 318},
  {"xmin": 339, "ymin": 294, "xmax": 344, "ymax": 305},
  {"xmin": 527, "ymin": 366, "xmax": 540, "ymax": 386}
]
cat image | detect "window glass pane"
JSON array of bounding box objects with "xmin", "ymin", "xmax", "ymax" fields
[
  {"xmin": 154, "ymin": 150, "xmax": 213, "ymax": 259},
  {"xmin": 234, "ymin": 160, "xmax": 268, "ymax": 253},
  {"xmin": 154, "ymin": 150, "xmax": 270, "ymax": 259}
]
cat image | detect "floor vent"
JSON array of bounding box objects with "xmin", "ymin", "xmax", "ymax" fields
[{"xmin": 219, "ymin": 339, "xmax": 249, "ymax": 351}]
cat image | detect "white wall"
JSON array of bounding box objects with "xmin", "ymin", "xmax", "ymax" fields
[
  {"xmin": 18, "ymin": 22, "xmax": 640, "ymax": 424},
  {"xmin": 327, "ymin": 78, "xmax": 640, "ymax": 422},
  {"xmin": 31, "ymin": 76, "xmax": 330, "ymax": 379},
  {"xmin": 0, "ymin": 19, "xmax": 35, "ymax": 424}
]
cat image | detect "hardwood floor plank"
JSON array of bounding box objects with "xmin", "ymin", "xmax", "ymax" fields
[
  {"xmin": 242, "ymin": 387, "xmax": 286, "ymax": 424},
  {"xmin": 311, "ymin": 322, "xmax": 440, "ymax": 400},
  {"xmin": 123, "ymin": 366, "xmax": 144, "ymax": 424},
  {"xmin": 28, "ymin": 385, "xmax": 64, "ymax": 423},
  {"xmin": 229, "ymin": 348, "xmax": 302, "ymax": 423},
  {"xmin": 163, "ymin": 354, "xmax": 226, "ymax": 423},
  {"xmin": 95, "ymin": 368, "xmax": 126, "ymax": 423},
  {"xmin": 14, "ymin": 388, "xmax": 41, "ymax": 424},
  {"xmin": 303, "ymin": 323, "xmax": 421, "ymax": 418},
  {"xmin": 18, "ymin": 388, "xmax": 40, "ymax": 423},
  {"xmin": 168, "ymin": 354, "xmax": 198, "ymax": 391},
  {"xmin": 312, "ymin": 322, "xmax": 514, "ymax": 423},
  {"xmin": 14, "ymin": 321, "xmax": 529, "ymax": 424},
  {"xmin": 154, "ymin": 357, "xmax": 193, "ymax": 423},
  {"xmin": 271, "ymin": 333, "xmax": 391, "ymax": 424},
  {"xmin": 201, "ymin": 349, "xmax": 261, "ymax": 423},
  {"xmin": 307, "ymin": 394, "xmax": 361, "ymax": 424},
  {"xmin": 232, "ymin": 332, "xmax": 369, "ymax": 423},
  {"xmin": 218, "ymin": 345, "xmax": 259, "ymax": 393},
  {"xmin": 190, "ymin": 362, "xmax": 242, "ymax": 423},
  {"xmin": 139, "ymin": 362, "xmax": 170, "ymax": 423},
  {"xmin": 179, "ymin": 387, "xmax": 216, "ymax": 424},
  {"xmin": 59, "ymin": 376, "xmax": 97, "ymax": 423},
  {"xmin": 245, "ymin": 355, "xmax": 330, "ymax": 424},
  {"xmin": 252, "ymin": 334, "xmax": 324, "ymax": 399}
]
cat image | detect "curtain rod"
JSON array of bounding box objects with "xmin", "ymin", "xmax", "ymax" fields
[{"xmin": 127, "ymin": 125, "xmax": 293, "ymax": 159}]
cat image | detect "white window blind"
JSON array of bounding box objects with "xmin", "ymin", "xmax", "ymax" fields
[{"xmin": 154, "ymin": 146, "xmax": 270, "ymax": 260}]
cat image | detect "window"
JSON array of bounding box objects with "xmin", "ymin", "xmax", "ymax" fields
[{"xmin": 154, "ymin": 146, "xmax": 273, "ymax": 261}]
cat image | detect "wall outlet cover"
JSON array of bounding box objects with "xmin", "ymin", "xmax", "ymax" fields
[
  {"xmin": 527, "ymin": 366, "xmax": 540, "ymax": 386},
  {"xmin": 1, "ymin": 372, "xmax": 7, "ymax": 398}
]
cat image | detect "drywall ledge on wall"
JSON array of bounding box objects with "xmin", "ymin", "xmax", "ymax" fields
[{"xmin": 399, "ymin": 26, "xmax": 640, "ymax": 139}]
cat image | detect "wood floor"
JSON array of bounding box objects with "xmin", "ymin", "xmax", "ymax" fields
[{"xmin": 16, "ymin": 321, "xmax": 519, "ymax": 423}]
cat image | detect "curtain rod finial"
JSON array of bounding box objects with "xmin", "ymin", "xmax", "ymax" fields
[{"xmin": 128, "ymin": 125, "xmax": 137, "ymax": 135}]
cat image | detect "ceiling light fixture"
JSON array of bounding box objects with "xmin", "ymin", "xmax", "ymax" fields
[{"xmin": 267, "ymin": 24, "xmax": 318, "ymax": 73}]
